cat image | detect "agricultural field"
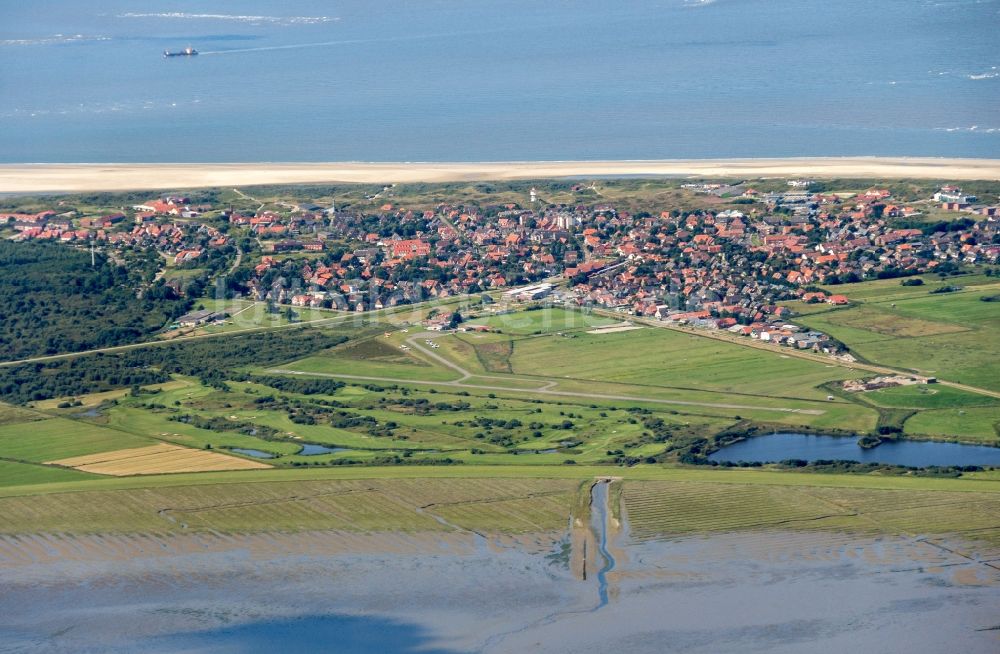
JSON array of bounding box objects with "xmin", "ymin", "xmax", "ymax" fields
[
  {"xmin": 0, "ymin": 403, "xmax": 44, "ymax": 427},
  {"xmin": 801, "ymin": 275, "xmax": 1000, "ymax": 392},
  {"xmin": 48, "ymin": 443, "xmax": 271, "ymax": 475},
  {"xmin": 1, "ymin": 468, "xmax": 998, "ymax": 559},
  {"xmin": 0, "ymin": 418, "xmax": 152, "ymax": 463},
  {"xmin": 0, "ymin": 460, "xmax": 98, "ymax": 487},
  {"xmin": 0, "ymin": 476, "xmax": 583, "ymax": 535},
  {"xmin": 623, "ymin": 480, "xmax": 1000, "ymax": 546}
]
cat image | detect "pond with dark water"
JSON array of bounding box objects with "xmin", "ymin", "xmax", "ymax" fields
[
  {"xmin": 708, "ymin": 432, "xmax": 1000, "ymax": 468},
  {"xmin": 229, "ymin": 448, "xmax": 277, "ymax": 459},
  {"xmin": 297, "ymin": 443, "xmax": 347, "ymax": 456}
]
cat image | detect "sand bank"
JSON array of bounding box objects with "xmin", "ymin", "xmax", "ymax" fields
[{"xmin": 1, "ymin": 157, "xmax": 998, "ymax": 193}]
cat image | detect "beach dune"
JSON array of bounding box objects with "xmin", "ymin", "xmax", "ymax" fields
[{"xmin": 1, "ymin": 157, "xmax": 998, "ymax": 193}]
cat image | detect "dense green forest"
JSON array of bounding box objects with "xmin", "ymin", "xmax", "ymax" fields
[
  {"xmin": 0, "ymin": 329, "xmax": 346, "ymax": 403},
  {"xmin": 0, "ymin": 241, "xmax": 191, "ymax": 360}
]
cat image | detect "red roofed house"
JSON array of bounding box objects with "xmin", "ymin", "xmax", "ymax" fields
[{"xmin": 389, "ymin": 239, "xmax": 431, "ymax": 259}]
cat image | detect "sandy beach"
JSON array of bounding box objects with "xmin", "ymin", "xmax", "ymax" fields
[{"xmin": 1, "ymin": 157, "xmax": 999, "ymax": 193}]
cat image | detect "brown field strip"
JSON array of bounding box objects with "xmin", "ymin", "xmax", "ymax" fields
[{"xmin": 47, "ymin": 444, "xmax": 271, "ymax": 475}]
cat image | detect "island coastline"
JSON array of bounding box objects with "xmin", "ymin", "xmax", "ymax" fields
[{"xmin": 2, "ymin": 156, "xmax": 999, "ymax": 193}]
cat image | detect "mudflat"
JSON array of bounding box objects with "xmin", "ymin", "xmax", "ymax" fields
[{"xmin": 1, "ymin": 528, "xmax": 997, "ymax": 653}]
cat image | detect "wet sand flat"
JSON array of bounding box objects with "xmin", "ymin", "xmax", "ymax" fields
[
  {"xmin": 1, "ymin": 528, "xmax": 997, "ymax": 653},
  {"xmin": 1, "ymin": 157, "xmax": 999, "ymax": 193}
]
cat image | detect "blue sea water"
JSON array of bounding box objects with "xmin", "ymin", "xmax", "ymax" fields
[{"xmin": 1, "ymin": 0, "xmax": 998, "ymax": 162}]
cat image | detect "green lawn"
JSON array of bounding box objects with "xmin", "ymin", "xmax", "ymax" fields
[
  {"xmin": 282, "ymin": 334, "xmax": 464, "ymax": 381},
  {"xmin": 798, "ymin": 283, "xmax": 1000, "ymax": 391},
  {"xmin": 820, "ymin": 273, "xmax": 997, "ymax": 302},
  {"xmin": 508, "ymin": 327, "xmax": 855, "ymax": 400},
  {"xmin": 0, "ymin": 459, "xmax": 99, "ymax": 487},
  {"xmin": 864, "ymin": 384, "xmax": 999, "ymax": 410},
  {"xmin": 465, "ymin": 307, "xmax": 618, "ymax": 335},
  {"xmin": 0, "ymin": 418, "xmax": 153, "ymax": 463},
  {"xmin": 905, "ymin": 407, "xmax": 1000, "ymax": 443}
]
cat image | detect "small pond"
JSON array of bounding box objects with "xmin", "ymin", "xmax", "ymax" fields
[
  {"xmin": 229, "ymin": 448, "xmax": 277, "ymax": 459},
  {"xmin": 298, "ymin": 444, "xmax": 347, "ymax": 456},
  {"xmin": 708, "ymin": 432, "xmax": 1000, "ymax": 468}
]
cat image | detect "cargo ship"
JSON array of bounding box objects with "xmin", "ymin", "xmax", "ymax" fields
[{"xmin": 163, "ymin": 47, "xmax": 198, "ymax": 58}]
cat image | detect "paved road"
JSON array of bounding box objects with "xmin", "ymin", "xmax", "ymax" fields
[{"xmin": 404, "ymin": 332, "xmax": 472, "ymax": 380}]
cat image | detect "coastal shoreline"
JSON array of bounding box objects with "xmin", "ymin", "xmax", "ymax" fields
[{"xmin": 1, "ymin": 157, "xmax": 999, "ymax": 193}]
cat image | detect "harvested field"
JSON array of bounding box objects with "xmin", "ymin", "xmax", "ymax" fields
[{"xmin": 48, "ymin": 443, "xmax": 271, "ymax": 476}]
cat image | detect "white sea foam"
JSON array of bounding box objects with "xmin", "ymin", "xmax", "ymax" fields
[
  {"xmin": 935, "ymin": 125, "xmax": 999, "ymax": 133},
  {"xmin": 0, "ymin": 97, "xmax": 206, "ymax": 120},
  {"xmin": 0, "ymin": 34, "xmax": 110, "ymax": 46},
  {"xmin": 117, "ymin": 13, "xmax": 338, "ymax": 26}
]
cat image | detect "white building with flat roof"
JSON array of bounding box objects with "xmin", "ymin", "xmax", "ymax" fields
[{"xmin": 501, "ymin": 283, "xmax": 553, "ymax": 303}]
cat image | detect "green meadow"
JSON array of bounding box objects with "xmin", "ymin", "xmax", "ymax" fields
[
  {"xmin": 0, "ymin": 299, "xmax": 993, "ymax": 543},
  {"xmin": 802, "ymin": 276, "xmax": 1000, "ymax": 391},
  {"xmin": 1, "ymin": 465, "xmax": 999, "ymax": 543}
]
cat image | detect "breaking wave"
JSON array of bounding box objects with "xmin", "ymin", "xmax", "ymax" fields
[
  {"xmin": 935, "ymin": 125, "xmax": 999, "ymax": 133},
  {"xmin": 0, "ymin": 97, "xmax": 205, "ymax": 120},
  {"xmin": 117, "ymin": 13, "xmax": 338, "ymax": 26},
  {"xmin": 0, "ymin": 34, "xmax": 110, "ymax": 46}
]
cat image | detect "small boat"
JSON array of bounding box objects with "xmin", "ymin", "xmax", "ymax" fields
[{"xmin": 163, "ymin": 47, "xmax": 198, "ymax": 58}]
